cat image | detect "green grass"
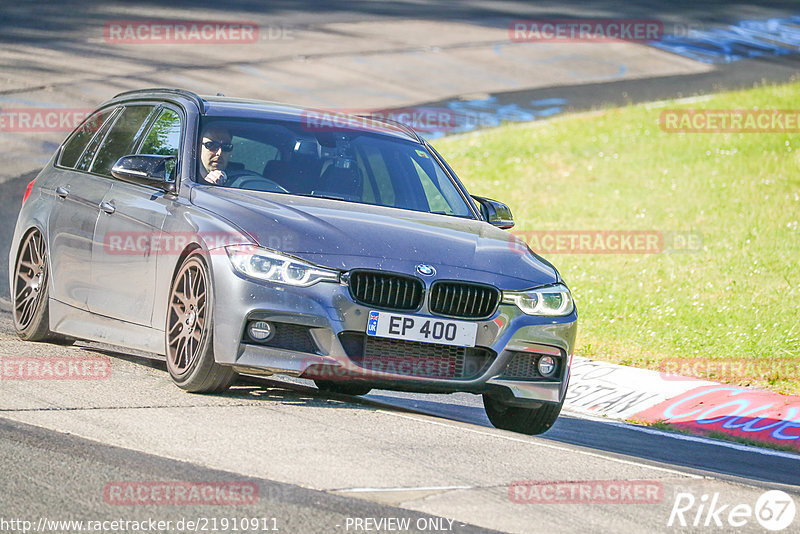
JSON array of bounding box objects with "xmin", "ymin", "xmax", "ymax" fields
[{"xmin": 433, "ymin": 82, "xmax": 800, "ymax": 395}]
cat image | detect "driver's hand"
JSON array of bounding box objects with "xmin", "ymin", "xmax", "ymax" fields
[{"xmin": 206, "ymin": 170, "xmax": 227, "ymax": 185}]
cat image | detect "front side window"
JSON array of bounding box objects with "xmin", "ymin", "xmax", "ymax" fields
[
  {"xmin": 90, "ymin": 105, "xmax": 155, "ymax": 177},
  {"xmin": 198, "ymin": 118, "xmax": 473, "ymax": 218},
  {"xmin": 139, "ymin": 108, "xmax": 182, "ymax": 180}
]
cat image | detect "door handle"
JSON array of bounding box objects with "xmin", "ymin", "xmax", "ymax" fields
[
  {"xmin": 55, "ymin": 186, "xmax": 69, "ymax": 198},
  {"xmin": 99, "ymin": 201, "xmax": 116, "ymax": 214}
]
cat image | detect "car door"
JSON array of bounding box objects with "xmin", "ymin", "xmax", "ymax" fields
[
  {"xmin": 89, "ymin": 105, "xmax": 183, "ymax": 326},
  {"xmin": 47, "ymin": 106, "xmax": 120, "ymax": 309}
]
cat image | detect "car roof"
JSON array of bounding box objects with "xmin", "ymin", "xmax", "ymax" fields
[{"xmin": 109, "ymin": 88, "xmax": 422, "ymax": 143}]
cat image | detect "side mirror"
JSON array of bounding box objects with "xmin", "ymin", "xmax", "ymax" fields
[
  {"xmin": 111, "ymin": 155, "xmax": 177, "ymax": 193},
  {"xmin": 471, "ymin": 196, "xmax": 514, "ymax": 229}
]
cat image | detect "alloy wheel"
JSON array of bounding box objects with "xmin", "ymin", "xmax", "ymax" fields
[
  {"xmin": 13, "ymin": 231, "xmax": 47, "ymax": 330},
  {"xmin": 167, "ymin": 258, "xmax": 208, "ymax": 373}
]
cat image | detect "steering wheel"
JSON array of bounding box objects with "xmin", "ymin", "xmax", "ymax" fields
[{"xmin": 225, "ymin": 169, "xmax": 288, "ymax": 193}]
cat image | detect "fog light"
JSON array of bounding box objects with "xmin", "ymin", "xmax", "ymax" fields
[
  {"xmin": 537, "ymin": 355, "xmax": 557, "ymax": 377},
  {"xmin": 247, "ymin": 320, "xmax": 273, "ymax": 342}
]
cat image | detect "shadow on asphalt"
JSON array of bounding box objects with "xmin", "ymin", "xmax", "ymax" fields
[
  {"xmin": 79, "ymin": 343, "xmax": 168, "ymax": 370},
  {"xmin": 80, "ymin": 343, "xmax": 380, "ymax": 410}
]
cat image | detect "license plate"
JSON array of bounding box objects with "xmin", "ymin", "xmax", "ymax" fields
[{"xmin": 366, "ymin": 311, "xmax": 477, "ymax": 348}]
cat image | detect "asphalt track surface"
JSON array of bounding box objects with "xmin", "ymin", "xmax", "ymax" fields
[
  {"xmin": 1, "ymin": 417, "xmax": 491, "ymax": 534},
  {"xmin": 1, "ymin": 2, "xmax": 800, "ymax": 533},
  {"xmin": 2, "ymin": 319, "xmax": 799, "ymax": 533}
]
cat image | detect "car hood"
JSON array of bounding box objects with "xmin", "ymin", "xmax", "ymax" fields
[{"xmin": 191, "ymin": 187, "xmax": 558, "ymax": 290}]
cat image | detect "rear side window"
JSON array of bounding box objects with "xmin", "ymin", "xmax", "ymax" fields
[
  {"xmin": 77, "ymin": 112, "xmax": 121, "ymax": 172},
  {"xmin": 90, "ymin": 105, "xmax": 155, "ymax": 177},
  {"xmin": 59, "ymin": 108, "xmax": 116, "ymax": 168}
]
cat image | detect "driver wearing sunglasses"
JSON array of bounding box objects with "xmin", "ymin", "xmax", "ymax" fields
[{"xmin": 199, "ymin": 126, "xmax": 233, "ymax": 185}]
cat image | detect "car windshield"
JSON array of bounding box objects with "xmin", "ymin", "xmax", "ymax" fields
[{"xmin": 199, "ymin": 118, "xmax": 474, "ymax": 218}]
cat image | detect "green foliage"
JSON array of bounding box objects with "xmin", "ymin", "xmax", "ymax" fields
[{"xmin": 434, "ymin": 82, "xmax": 800, "ymax": 394}]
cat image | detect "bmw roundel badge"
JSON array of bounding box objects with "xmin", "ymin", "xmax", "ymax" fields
[{"xmin": 415, "ymin": 264, "xmax": 436, "ymax": 276}]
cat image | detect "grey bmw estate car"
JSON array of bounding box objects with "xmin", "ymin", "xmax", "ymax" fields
[{"xmin": 10, "ymin": 88, "xmax": 577, "ymax": 435}]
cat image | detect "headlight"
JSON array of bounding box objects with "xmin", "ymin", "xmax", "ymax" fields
[
  {"xmin": 502, "ymin": 283, "xmax": 574, "ymax": 316},
  {"xmin": 225, "ymin": 245, "xmax": 339, "ymax": 287}
]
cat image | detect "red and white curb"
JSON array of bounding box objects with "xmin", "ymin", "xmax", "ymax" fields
[{"xmin": 565, "ymin": 356, "xmax": 800, "ymax": 453}]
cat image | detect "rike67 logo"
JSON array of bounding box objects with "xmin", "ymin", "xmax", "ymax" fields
[{"xmin": 668, "ymin": 490, "xmax": 796, "ymax": 531}]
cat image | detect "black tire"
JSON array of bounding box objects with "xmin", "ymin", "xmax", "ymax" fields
[
  {"xmin": 166, "ymin": 252, "xmax": 236, "ymax": 393},
  {"xmin": 482, "ymin": 393, "xmax": 563, "ymax": 435},
  {"xmin": 12, "ymin": 229, "xmax": 74, "ymax": 345},
  {"xmin": 314, "ymin": 380, "xmax": 372, "ymax": 396}
]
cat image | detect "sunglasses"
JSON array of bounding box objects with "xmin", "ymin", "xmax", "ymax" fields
[{"xmin": 202, "ymin": 140, "xmax": 233, "ymax": 152}]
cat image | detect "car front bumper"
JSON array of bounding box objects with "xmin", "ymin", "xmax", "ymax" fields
[{"xmin": 208, "ymin": 253, "xmax": 578, "ymax": 406}]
